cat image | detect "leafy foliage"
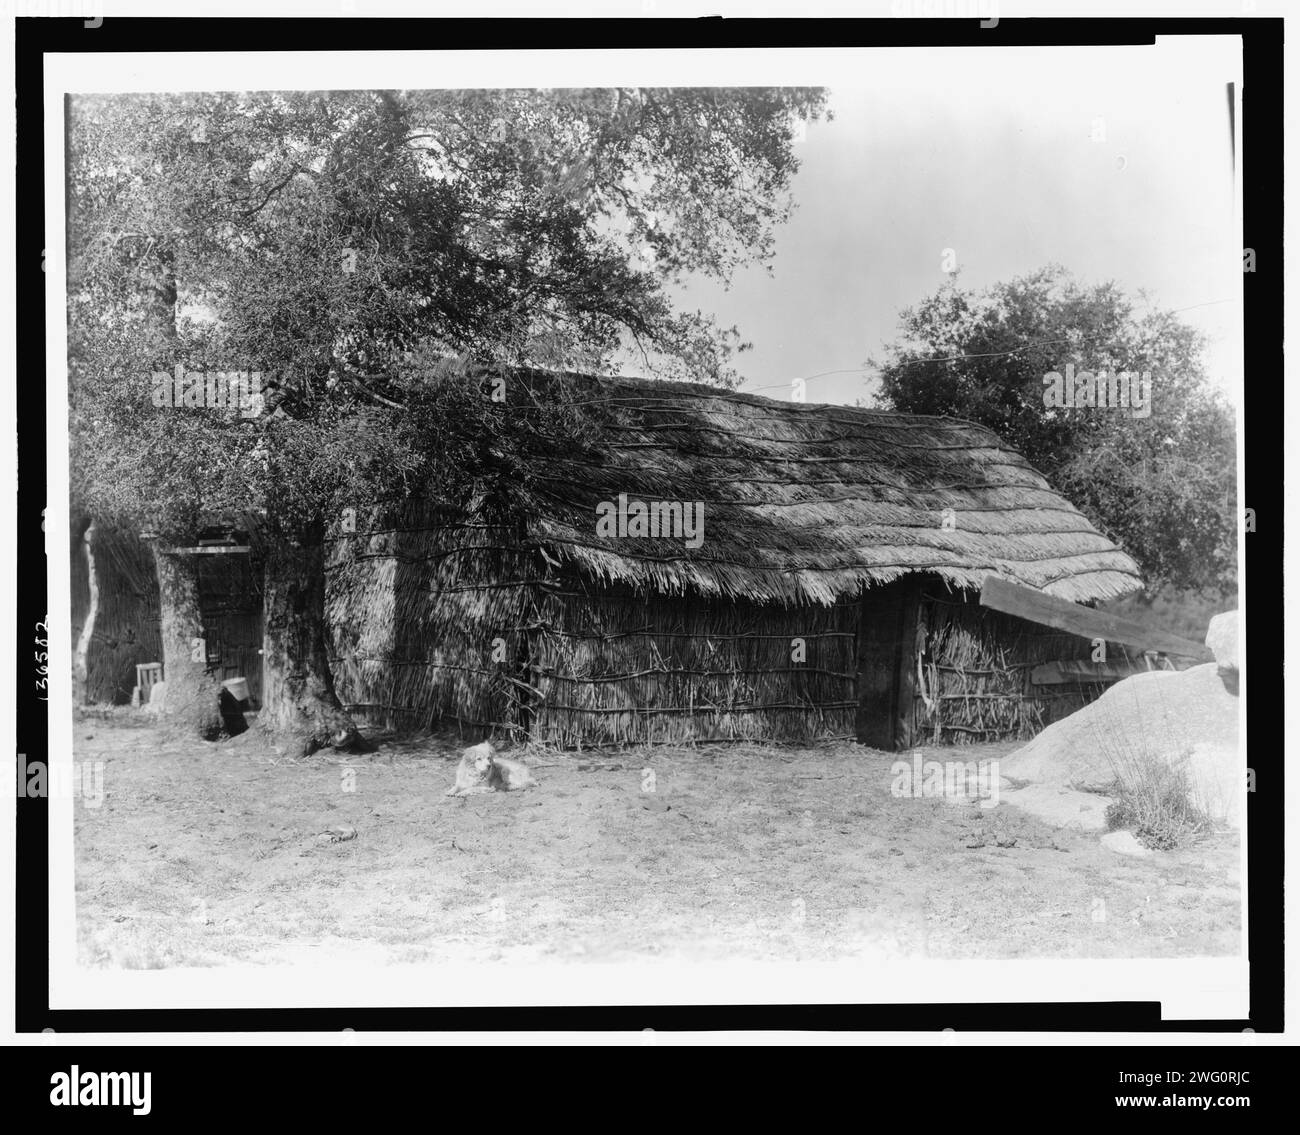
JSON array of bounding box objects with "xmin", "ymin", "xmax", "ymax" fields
[
  {"xmin": 67, "ymin": 88, "xmax": 829, "ymax": 540},
  {"xmin": 872, "ymin": 267, "xmax": 1237, "ymax": 595}
]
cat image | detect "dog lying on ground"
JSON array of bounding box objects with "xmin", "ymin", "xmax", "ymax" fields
[
  {"xmin": 445, "ymin": 741, "xmax": 538, "ymax": 797},
  {"xmin": 446, "ymin": 742, "xmax": 495, "ymax": 796}
]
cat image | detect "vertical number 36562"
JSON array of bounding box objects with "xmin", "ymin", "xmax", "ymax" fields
[{"xmin": 35, "ymin": 618, "xmax": 47, "ymax": 701}]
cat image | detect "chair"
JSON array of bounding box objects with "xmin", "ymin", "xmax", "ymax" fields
[{"xmin": 135, "ymin": 662, "xmax": 163, "ymax": 705}]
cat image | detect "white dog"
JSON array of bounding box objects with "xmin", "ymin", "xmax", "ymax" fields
[{"xmin": 445, "ymin": 741, "xmax": 538, "ymax": 796}]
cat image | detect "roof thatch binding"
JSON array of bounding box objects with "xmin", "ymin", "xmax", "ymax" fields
[{"xmin": 492, "ymin": 370, "xmax": 1144, "ymax": 607}]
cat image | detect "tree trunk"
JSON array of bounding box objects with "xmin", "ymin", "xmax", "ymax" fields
[
  {"xmin": 261, "ymin": 532, "xmax": 360, "ymax": 757},
  {"xmin": 151, "ymin": 545, "xmax": 224, "ymax": 740}
]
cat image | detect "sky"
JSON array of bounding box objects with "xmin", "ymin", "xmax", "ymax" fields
[{"xmin": 652, "ymin": 38, "xmax": 1243, "ymax": 410}]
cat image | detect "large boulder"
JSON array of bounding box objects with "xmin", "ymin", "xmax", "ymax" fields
[
  {"xmin": 994, "ymin": 663, "xmax": 1242, "ymax": 830},
  {"xmin": 1182, "ymin": 741, "xmax": 1242, "ymax": 828},
  {"xmin": 1206, "ymin": 610, "xmax": 1239, "ymax": 673}
]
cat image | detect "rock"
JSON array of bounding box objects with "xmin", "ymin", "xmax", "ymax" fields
[
  {"xmin": 1101, "ymin": 830, "xmax": 1153, "ymax": 857},
  {"xmin": 1183, "ymin": 742, "xmax": 1242, "ymax": 829},
  {"xmin": 1206, "ymin": 611, "xmax": 1239, "ymax": 674},
  {"xmin": 317, "ymin": 826, "xmax": 357, "ymax": 845},
  {"xmin": 997, "ymin": 663, "xmax": 1241, "ymax": 829}
]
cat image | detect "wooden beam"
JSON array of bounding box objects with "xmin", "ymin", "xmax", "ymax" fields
[
  {"xmin": 893, "ymin": 578, "xmax": 922, "ymax": 750},
  {"xmin": 980, "ymin": 576, "xmax": 1213, "ymax": 662},
  {"xmin": 1031, "ymin": 659, "xmax": 1162, "ymax": 685}
]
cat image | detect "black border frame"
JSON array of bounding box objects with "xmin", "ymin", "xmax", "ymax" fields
[{"xmin": 15, "ymin": 13, "xmax": 1283, "ymax": 1036}]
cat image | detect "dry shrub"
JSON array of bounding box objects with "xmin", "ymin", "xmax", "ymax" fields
[
  {"xmin": 1092, "ymin": 694, "xmax": 1210, "ymax": 850},
  {"xmin": 1103, "ymin": 749, "xmax": 1209, "ymax": 850}
]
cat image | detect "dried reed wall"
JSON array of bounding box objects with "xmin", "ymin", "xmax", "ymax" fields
[
  {"xmin": 324, "ymin": 506, "xmax": 859, "ymax": 745},
  {"xmin": 527, "ymin": 582, "xmax": 859, "ymax": 746},
  {"xmin": 326, "ymin": 503, "xmax": 534, "ymax": 736},
  {"xmin": 323, "ymin": 517, "xmax": 1135, "ymax": 748},
  {"xmin": 913, "ymin": 586, "xmax": 1137, "ymax": 744}
]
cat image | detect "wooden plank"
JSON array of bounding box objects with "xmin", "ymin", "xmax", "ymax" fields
[
  {"xmin": 1031, "ymin": 658, "xmax": 1157, "ymax": 685},
  {"xmin": 980, "ymin": 576, "xmax": 1212, "ymax": 662},
  {"xmin": 893, "ymin": 578, "xmax": 923, "ymax": 750}
]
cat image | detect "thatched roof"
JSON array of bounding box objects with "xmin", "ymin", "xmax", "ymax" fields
[{"xmin": 491, "ymin": 370, "xmax": 1145, "ymax": 606}]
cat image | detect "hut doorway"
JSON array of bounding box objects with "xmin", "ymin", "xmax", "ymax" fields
[
  {"xmin": 855, "ymin": 578, "xmax": 922, "ymax": 751},
  {"xmin": 195, "ymin": 550, "xmax": 264, "ymax": 708}
]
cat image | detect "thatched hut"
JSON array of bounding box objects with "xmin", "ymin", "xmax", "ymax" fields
[{"xmin": 324, "ymin": 370, "xmax": 1145, "ymax": 749}]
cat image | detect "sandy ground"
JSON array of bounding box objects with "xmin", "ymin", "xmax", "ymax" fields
[{"xmin": 72, "ymin": 710, "xmax": 1242, "ymax": 967}]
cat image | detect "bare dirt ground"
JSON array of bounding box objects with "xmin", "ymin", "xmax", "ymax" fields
[{"xmin": 72, "ymin": 709, "xmax": 1242, "ymax": 968}]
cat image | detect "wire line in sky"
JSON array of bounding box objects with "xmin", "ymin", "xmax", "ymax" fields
[{"xmin": 740, "ymin": 297, "xmax": 1239, "ymax": 396}]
